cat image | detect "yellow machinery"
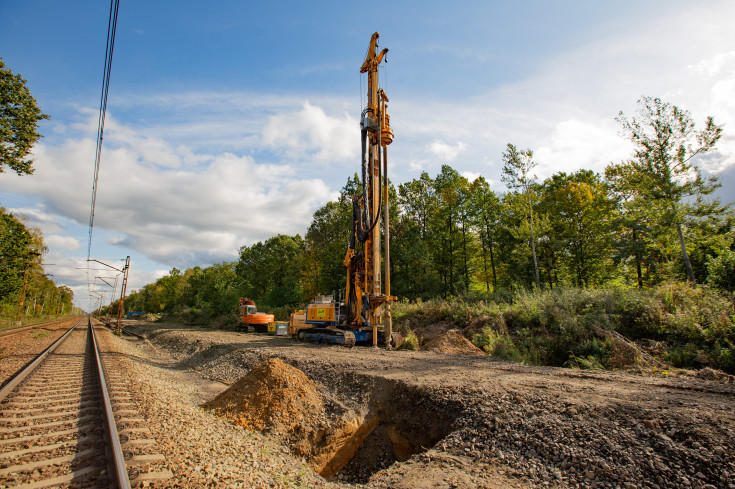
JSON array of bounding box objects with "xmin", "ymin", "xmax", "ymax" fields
[{"xmin": 296, "ymin": 32, "xmax": 396, "ymax": 348}]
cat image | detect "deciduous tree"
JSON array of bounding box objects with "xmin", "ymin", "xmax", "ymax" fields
[
  {"xmin": 502, "ymin": 144, "xmax": 541, "ymax": 288},
  {"xmin": 617, "ymin": 96, "xmax": 722, "ymax": 283},
  {"xmin": 0, "ymin": 58, "xmax": 49, "ymax": 175}
]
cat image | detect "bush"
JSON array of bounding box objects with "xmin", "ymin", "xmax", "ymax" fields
[
  {"xmin": 396, "ymin": 332, "xmax": 419, "ymax": 351},
  {"xmin": 473, "ymin": 328, "xmax": 522, "ymax": 361},
  {"xmin": 394, "ymin": 284, "xmax": 735, "ymax": 373},
  {"xmin": 707, "ymin": 248, "xmax": 735, "ymax": 293}
]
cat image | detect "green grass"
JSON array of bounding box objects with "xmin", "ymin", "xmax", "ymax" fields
[{"xmin": 393, "ymin": 284, "xmax": 735, "ymax": 373}]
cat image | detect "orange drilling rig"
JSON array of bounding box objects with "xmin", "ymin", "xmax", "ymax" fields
[{"xmin": 294, "ymin": 32, "xmax": 396, "ymax": 348}]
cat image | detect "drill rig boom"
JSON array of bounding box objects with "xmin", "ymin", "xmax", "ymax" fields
[{"xmin": 297, "ymin": 32, "xmax": 395, "ymax": 348}]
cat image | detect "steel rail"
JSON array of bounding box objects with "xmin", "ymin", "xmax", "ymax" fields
[
  {"xmin": 89, "ymin": 321, "xmax": 131, "ymax": 489},
  {"xmin": 98, "ymin": 316, "xmax": 146, "ymax": 340},
  {"xmin": 121, "ymin": 327, "xmax": 145, "ymax": 340},
  {"xmin": 0, "ymin": 318, "xmax": 82, "ymax": 401}
]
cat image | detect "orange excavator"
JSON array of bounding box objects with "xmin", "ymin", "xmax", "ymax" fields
[{"xmin": 238, "ymin": 298, "xmax": 274, "ymax": 332}]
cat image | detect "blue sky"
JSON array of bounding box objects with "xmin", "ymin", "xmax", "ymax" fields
[{"xmin": 1, "ymin": 1, "xmax": 734, "ymax": 311}]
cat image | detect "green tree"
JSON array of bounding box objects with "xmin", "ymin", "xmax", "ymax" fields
[
  {"xmin": 0, "ymin": 58, "xmax": 49, "ymax": 175},
  {"xmin": 470, "ymin": 177, "xmax": 501, "ymax": 293},
  {"xmin": 0, "ymin": 208, "xmax": 32, "ymax": 301},
  {"xmin": 394, "ymin": 172, "xmax": 440, "ymax": 299},
  {"xmin": 617, "ymin": 96, "xmax": 722, "ymax": 283},
  {"xmin": 237, "ymin": 234, "xmax": 304, "ymax": 307},
  {"xmin": 541, "ymin": 170, "xmax": 615, "ymax": 288},
  {"xmin": 432, "ymin": 165, "xmax": 469, "ymax": 295},
  {"xmin": 502, "ymin": 144, "xmax": 541, "ymax": 288},
  {"xmin": 301, "ymin": 175, "xmax": 358, "ymax": 299},
  {"xmin": 605, "ymin": 161, "xmax": 652, "ymax": 287}
]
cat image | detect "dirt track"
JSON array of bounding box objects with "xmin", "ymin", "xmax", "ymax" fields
[{"xmin": 119, "ymin": 320, "xmax": 734, "ymax": 489}]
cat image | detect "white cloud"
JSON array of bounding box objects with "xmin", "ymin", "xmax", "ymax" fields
[
  {"xmin": 534, "ymin": 119, "xmax": 633, "ymax": 179},
  {"xmin": 261, "ymin": 101, "xmax": 359, "ymax": 162},
  {"xmin": 427, "ymin": 140, "xmax": 466, "ymax": 162},
  {"xmin": 6, "ymin": 205, "xmax": 65, "ymax": 234},
  {"xmin": 0, "ymin": 110, "xmax": 337, "ymax": 269},
  {"xmin": 46, "ymin": 235, "xmax": 80, "ymax": 250},
  {"xmin": 461, "ymin": 171, "xmax": 480, "ymax": 182},
  {"xmin": 689, "ymin": 51, "xmax": 735, "ymax": 78}
]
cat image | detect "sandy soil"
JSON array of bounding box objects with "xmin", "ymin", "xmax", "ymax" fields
[{"xmin": 118, "ymin": 320, "xmax": 734, "ymax": 489}]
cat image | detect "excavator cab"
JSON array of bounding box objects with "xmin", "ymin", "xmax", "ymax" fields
[{"xmin": 244, "ymin": 305, "xmax": 257, "ymax": 317}]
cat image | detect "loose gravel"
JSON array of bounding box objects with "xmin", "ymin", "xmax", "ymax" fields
[
  {"xmin": 109, "ymin": 321, "xmax": 734, "ymax": 489},
  {"xmin": 95, "ymin": 326, "xmax": 339, "ymax": 488},
  {"xmin": 0, "ymin": 318, "xmax": 80, "ymax": 389}
]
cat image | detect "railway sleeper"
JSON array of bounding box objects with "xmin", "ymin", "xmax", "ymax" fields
[
  {"xmin": 0, "ymin": 398, "xmax": 99, "ymax": 414},
  {"xmin": 0, "ymin": 407, "xmax": 100, "ymax": 424}
]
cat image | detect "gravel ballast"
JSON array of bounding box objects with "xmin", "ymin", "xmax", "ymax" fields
[{"xmin": 106, "ymin": 321, "xmax": 734, "ymax": 489}]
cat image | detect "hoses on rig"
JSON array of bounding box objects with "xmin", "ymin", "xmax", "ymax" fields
[{"xmin": 355, "ymin": 122, "xmax": 383, "ymax": 244}]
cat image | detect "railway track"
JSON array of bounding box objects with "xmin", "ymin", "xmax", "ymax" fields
[
  {"xmin": 0, "ymin": 318, "xmax": 72, "ymax": 339},
  {"xmin": 0, "ymin": 319, "xmax": 171, "ymax": 488}
]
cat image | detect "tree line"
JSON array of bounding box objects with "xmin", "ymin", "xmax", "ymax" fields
[
  {"xmin": 0, "ymin": 208, "xmax": 75, "ymax": 323},
  {"xmin": 116, "ymin": 97, "xmax": 734, "ymax": 319}
]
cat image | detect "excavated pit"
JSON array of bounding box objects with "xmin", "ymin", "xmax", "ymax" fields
[
  {"xmin": 316, "ymin": 384, "xmax": 458, "ymax": 483},
  {"xmin": 203, "ymin": 358, "xmax": 459, "ymax": 484}
]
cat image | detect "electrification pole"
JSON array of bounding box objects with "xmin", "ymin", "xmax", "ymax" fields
[{"xmin": 115, "ymin": 256, "xmax": 130, "ymax": 334}]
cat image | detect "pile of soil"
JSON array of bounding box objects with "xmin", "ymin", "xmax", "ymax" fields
[
  {"xmin": 202, "ymin": 357, "xmax": 371, "ymax": 478},
  {"xmin": 416, "ymin": 321, "xmax": 456, "ymax": 344},
  {"xmin": 695, "ymin": 367, "xmax": 735, "ymax": 383},
  {"xmin": 203, "ymin": 357, "xmax": 324, "ymax": 433},
  {"xmin": 422, "ymin": 331, "xmax": 485, "ymax": 356}
]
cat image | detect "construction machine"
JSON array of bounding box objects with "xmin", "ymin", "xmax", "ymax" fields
[
  {"xmin": 238, "ymin": 297, "xmax": 275, "ymax": 332},
  {"xmin": 295, "ymin": 32, "xmax": 396, "ymax": 348}
]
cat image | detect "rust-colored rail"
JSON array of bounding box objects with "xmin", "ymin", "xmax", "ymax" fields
[
  {"xmin": 0, "ymin": 319, "xmax": 131, "ymax": 487},
  {"xmin": 89, "ymin": 321, "xmax": 130, "ymax": 488}
]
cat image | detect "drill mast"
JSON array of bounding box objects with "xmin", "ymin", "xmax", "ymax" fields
[{"xmin": 344, "ymin": 32, "xmax": 394, "ymax": 346}]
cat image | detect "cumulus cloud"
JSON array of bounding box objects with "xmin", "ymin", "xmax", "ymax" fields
[
  {"xmin": 534, "ymin": 119, "xmax": 633, "ymax": 179},
  {"xmin": 689, "ymin": 51, "xmax": 735, "ymax": 78},
  {"xmin": 0, "ymin": 109, "xmax": 337, "ymax": 269},
  {"xmin": 6, "ymin": 205, "xmax": 65, "ymax": 234},
  {"xmin": 461, "ymin": 171, "xmax": 480, "ymax": 182},
  {"xmin": 427, "ymin": 140, "xmax": 466, "ymax": 162},
  {"xmin": 262, "ymin": 101, "xmax": 359, "ymax": 162},
  {"xmin": 46, "ymin": 235, "xmax": 80, "ymax": 250}
]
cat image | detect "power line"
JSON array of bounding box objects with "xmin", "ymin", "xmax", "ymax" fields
[
  {"xmin": 86, "ymin": 0, "xmax": 120, "ymax": 311},
  {"xmin": 87, "ymin": 0, "xmax": 120, "ymax": 261}
]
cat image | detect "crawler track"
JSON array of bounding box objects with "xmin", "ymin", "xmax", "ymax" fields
[{"xmin": 0, "ymin": 320, "xmax": 170, "ymax": 488}]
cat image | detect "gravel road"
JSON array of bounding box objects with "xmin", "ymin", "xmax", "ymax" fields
[{"xmin": 108, "ymin": 320, "xmax": 733, "ymax": 489}]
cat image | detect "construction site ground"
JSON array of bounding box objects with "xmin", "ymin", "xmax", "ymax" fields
[{"xmin": 99, "ymin": 321, "xmax": 732, "ymax": 488}]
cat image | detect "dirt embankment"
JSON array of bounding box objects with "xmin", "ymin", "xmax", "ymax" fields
[
  {"xmin": 423, "ymin": 330, "xmax": 485, "ymax": 355},
  {"xmin": 127, "ymin": 321, "xmax": 735, "ymax": 489}
]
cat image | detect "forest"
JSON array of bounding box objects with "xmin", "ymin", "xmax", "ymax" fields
[
  {"xmin": 111, "ymin": 97, "xmax": 735, "ymax": 372},
  {"xmin": 0, "ymin": 207, "xmax": 76, "ymax": 325}
]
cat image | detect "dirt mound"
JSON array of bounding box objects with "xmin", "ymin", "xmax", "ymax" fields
[
  {"xmin": 202, "ymin": 358, "xmax": 375, "ymax": 478},
  {"xmin": 417, "ymin": 321, "xmax": 456, "ymax": 345},
  {"xmin": 694, "ymin": 367, "xmax": 734, "ymax": 383},
  {"xmin": 422, "ymin": 331, "xmax": 485, "ymax": 356},
  {"xmin": 203, "ymin": 357, "xmax": 324, "ymax": 433}
]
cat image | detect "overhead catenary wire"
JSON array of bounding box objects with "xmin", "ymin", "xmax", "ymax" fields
[
  {"xmin": 86, "ymin": 0, "xmax": 121, "ymax": 311},
  {"xmin": 87, "ymin": 0, "xmax": 120, "ymax": 261}
]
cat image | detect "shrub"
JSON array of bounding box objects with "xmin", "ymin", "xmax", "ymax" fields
[
  {"xmin": 566, "ymin": 354, "xmax": 605, "ymax": 370},
  {"xmin": 707, "ymin": 248, "xmax": 735, "ymax": 293},
  {"xmin": 473, "ymin": 328, "xmax": 522, "ymax": 361},
  {"xmin": 396, "ymin": 332, "xmax": 419, "ymax": 351}
]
